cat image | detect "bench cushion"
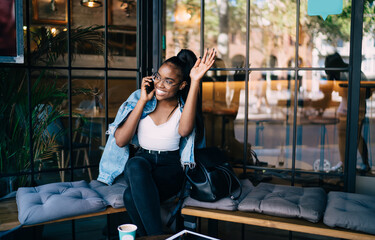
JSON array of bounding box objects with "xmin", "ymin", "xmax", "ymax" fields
[
  {"xmin": 16, "ymin": 181, "xmax": 107, "ymax": 225},
  {"xmin": 89, "ymin": 175, "xmax": 128, "ymax": 208},
  {"xmin": 182, "ymin": 179, "xmax": 254, "ymax": 211},
  {"xmin": 323, "ymin": 191, "xmax": 375, "ymax": 234},
  {"xmin": 238, "ymin": 183, "xmax": 326, "ymax": 223}
]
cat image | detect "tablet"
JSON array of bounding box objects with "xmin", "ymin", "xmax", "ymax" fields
[{"xmin": 166, "ymin": 230, "xmax": 220, "ymax": 240}]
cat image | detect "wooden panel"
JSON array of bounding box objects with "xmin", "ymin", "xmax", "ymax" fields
[
  {"xmin": 0, "ymin": 198, "xmax": 20, "ymax": 231},
  {"xmin": 181, "ymin": 207, "xmax": 375, "ymax": 240}
]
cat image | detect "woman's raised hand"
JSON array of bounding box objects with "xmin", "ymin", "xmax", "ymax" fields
[{"xmin": 190, "ymin": 48, "xmax": 216, "ymax": 84}]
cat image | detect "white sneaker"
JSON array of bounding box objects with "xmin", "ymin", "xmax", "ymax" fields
[{"xmin": 331, "ymin": 162, "xmax": 343, "ymax": 172}]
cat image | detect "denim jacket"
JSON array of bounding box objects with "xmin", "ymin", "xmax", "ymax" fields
[{"xmin": 97, "ymin": 89, "xmax": 205, "ymax": 185}]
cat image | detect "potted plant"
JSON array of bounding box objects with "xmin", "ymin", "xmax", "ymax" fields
[{"xmin": 0, "ymin": 26, "xmax": 104, "ymax": 196}]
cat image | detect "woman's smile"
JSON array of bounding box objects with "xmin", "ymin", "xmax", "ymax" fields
[{"xmin": 155, "ymin": 88, "xmax": 167, "ymax": 96}]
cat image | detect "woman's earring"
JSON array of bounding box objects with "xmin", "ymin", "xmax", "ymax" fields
[{"xmin": 179, "ymin": 82, "xmax": 187, "ymax": 90}]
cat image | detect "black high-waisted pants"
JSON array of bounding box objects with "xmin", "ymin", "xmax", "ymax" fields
[{"xmin": 123, "ymin": 148, "xmax": 184, "ymax": 236}]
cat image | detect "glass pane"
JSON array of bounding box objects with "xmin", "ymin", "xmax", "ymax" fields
[
  {"xmin": 204, "ymin": 0, "xmax": 248, "ymax": 68},
  {"xmin": 358, "ymin": 1, "xmax": 375, "ymax": 182},
  {"xmin": 165, "ymin": 0, "xmax": 201, "ymax": 59},
  {"xmin": 71, "ymin": 0, "xmax": 106, "ymax": 68},
  {"xmin": 71, "ymin": 70, "xmax": 104, "ymax": 182},
  {"xmin": 27, "ymin": 26, "xmax": 69, "ymax": 67},
  {"xmin": 108, "ymin": 30, "xmax": 137, "ymax": 68},
  {"xmin": 29, "ymin": 0, "xmax": 68, "ymax": 67},
  {"xmin": 36, "ymin": 173, "xmax": 65, "ymax": 185},
  {"xmin": 108, "ymin": 71, "xmax": 137, "ymax": 112},
  {"xmin": 107, "ymin": 0, "xmax": 137, "ymax": 68},
  {"xmin": 0, "ymin": 68, "xmax": 31, "ymax": 192},
  {"xmin": 202, "ymin": 70, "xmax": 245, "ymax": 162},
  {"xmin": 249, "ymin": 0, "xmax": 297, "ymax": 68},
  {"xmin": 31, "ymin": 69, "xmax": 69, "ymax": 182},
  {"xmin": 296, "ymin": 70, "xmax": 343, "ymax": 172},
  {"xmin": 302, "ymin": 0, "xmax": 351, "ymax": 68},
  {"xmin": 244, "ymin": 71, "xmax": 295, "ymax": 170},
  {"xmin": 73, "ymin": 168, "xmax": 98, "ymax": 182}
]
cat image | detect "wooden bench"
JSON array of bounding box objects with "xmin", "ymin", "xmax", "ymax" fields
[
  {"xmin": 181, "ymin": 206, "xmax": 375, "ymax": 240},
  {"xmin": 0, "ymin": 198, "xmax": 126, "ymax": 232}
]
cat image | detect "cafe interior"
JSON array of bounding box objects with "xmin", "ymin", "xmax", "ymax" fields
[{"xmin": 1, "ymin": 0, "xmax": 375, "ymax": 239}]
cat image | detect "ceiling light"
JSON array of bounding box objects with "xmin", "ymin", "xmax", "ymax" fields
[{"xmin": 80, "ymin": 0, "xmax": 102, "ymax": 8}]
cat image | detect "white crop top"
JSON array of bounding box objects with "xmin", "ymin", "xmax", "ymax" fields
[{"xmin": 137, "ymin": 107, "xmax": 182, "ymax": 151}]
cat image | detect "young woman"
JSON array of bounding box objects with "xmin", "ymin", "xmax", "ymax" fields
[{"xmin": 97, "ymin": 49, "xmax": 216, "ymax": 236}]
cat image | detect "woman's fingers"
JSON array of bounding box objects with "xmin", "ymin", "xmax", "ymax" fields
[
  {"xmin": 142, "ymin": 76, "xmax": 152, "ymax": 85},
  {"xmin": 193, "ymin": 56, "xmax": 201, "ymax": 68},
  {"xmin": 201, "ymin": 48, "xmax": 215, "ymax": 67},
  {"xmin": 206, "ymin": 49, "xmax": 216, "ymax": 67},
  {"xmin": 210, "ymin": 49, "xmax": 216, "ymax": 61},
  {"xmin": 190, "ymin": 48, "xmax": 216, "ymax": 83},
  {"xmin": 201, "ymin": 49, "xmax": 208, "ymax": 64}
]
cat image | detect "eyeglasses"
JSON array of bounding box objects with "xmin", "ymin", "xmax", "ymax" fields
[{"xmin": 152, "ymin": 72, "xmax": 180, "ymax": 89}]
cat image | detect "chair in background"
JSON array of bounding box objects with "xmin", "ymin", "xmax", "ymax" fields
[
  {"xmin": 47, "ymin": 118, "xmax": 92, "ymax": 181},
  {"xmin": 74, "ymin": 100, "xmax": 102, "ymax": 170},
  {"xmin": 73, "ymin": 118, "xmax": 101, "ymax": 170}
]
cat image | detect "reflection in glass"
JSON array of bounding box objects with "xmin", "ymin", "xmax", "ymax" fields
[
  {"xmin": 202, "ymin": 70, "xmax": 245, "ymax": 161},
  {"xmin": 70, "ymin": 25, "xmax": 105, "ymax": 68},
  {"xmin": 204, "ymin": 0, "xmax": 248, "ymax": 68},
  {"xmin": 108, "ymin": 29, "xmax": 137, "ymax": 69},
  {"xmin": 71, "ymin": 71, "xmax": 105, "ymax": 181},
  {"xmin": 165, "ymin": 0, "xmax": 201, "ymax": 59},
  {"xmin": 27, "ymin": 25, "xmax": 105, "ymax": 68},
  {"xmin": 0, "ymin": 68, "xmax": 30, "ymax": 179},
  {"xmin": 249, "ymin": 0, "xmax": 297, "ymax": 68},
  {"xmin": 71, "ymin": 28, "xmax": 103, "ymax": 67},
  {"xmin": 108, "ymin": 71, "xmax": 137, "ymax": 111},
  {"xmin": 27, "ymin": 26, "xmax": 69, "ymax": 67},
  {"xmin": 302, "ymin": 0, "xmax": 352, "ymax": 68},
  {"xmin": 74, "ymin": 167, "xmax": 99, "ymax": 182},
  {"xmin": 32, "ymin": 70, "xmax": 69, "ymax": 181},
  {"xmin": 359, "ymin": 3, "xmax": 375, "ymax": 177},
  {"xmin": 291, "ymin": 70, "xmax": 342, "ymax": 173},
  {"xmin": 241, "ymin": 71, "xmax": 295, "ymax": 169}
]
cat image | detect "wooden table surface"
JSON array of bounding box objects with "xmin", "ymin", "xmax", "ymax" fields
[
  {"xmin": 137, "ymin": 234, "xmax": 172, "ymax": 240},
  {"xmin": 338, "ymin": 81, "xmax": 375, "ymax": 88}
]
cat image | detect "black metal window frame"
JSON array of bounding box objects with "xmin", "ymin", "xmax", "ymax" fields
[
  {"xmin": 0, "ymin": 0, "xmax": 145, "ymax": 184},
  {"xmin": 152, "ymin": 0, "xmax": 365, "ymax": 191},
  {"xmin": 0, "ymin": 1, "xmax": 364, "ymax": 189},
  {"xmin": 0, "ymin": 0, "xmax": 366, "ymax": 237},
  {"xmin": 0, "ymin": 0, "xmax": 151, "ymax": 238}
]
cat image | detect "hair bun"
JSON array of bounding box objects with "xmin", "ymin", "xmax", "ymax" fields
[{"xmin": 177, "ymin": 49, "xmax": 197, "ymax": 70}]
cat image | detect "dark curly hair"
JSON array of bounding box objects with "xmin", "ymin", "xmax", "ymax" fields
[{"xmin": 162, "ymin": 49, "xmax": 205, "ymax": 145}]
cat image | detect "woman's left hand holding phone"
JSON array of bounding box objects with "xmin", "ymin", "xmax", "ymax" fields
[
  {"xmin": 140, "ymin": 76, "xmax": 155, "ymax": 103},
  {"xmin": 115, "ymin": 76, "xmax": 154, "ymax": 147}
]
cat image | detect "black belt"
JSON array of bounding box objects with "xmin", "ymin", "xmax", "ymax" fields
[{"xmin": 138, "ymin": 147, "xmax": 179, "ymax": 155}]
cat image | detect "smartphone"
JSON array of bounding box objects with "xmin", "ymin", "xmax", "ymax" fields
[{"xmin": 145, "ymin": 80, "xmax": 154, "ymax": 94}]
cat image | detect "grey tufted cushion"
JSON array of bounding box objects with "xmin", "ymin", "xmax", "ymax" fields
[
  {"xmin": 16, "ymin": 181, "xmax": 107, "ymax": 225},
  {"xmin": 323, "ymin": 191, "xmax": 375, "ymax": 234},
  {"xmin": 238, "ymin": 183, "xmax": 326, "ymax": 223},
  {"xmin": 89, "ymin": 175, "xmax": 128, "ymax": 208},
  {"xmin": 182, "ymin": 179, "xmax": 254, "ymax": 211}
]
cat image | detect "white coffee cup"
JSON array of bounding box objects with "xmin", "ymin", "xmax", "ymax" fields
[{"xmin": 118, "ymin": 224, "xmax": 137, "ymax": 240}]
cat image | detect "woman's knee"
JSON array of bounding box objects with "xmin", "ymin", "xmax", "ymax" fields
[
  {"xmin": 124, "ymin": 156, "xmax": 150, "ymax": 176},
  {"xmin": 123, "ymin": 187, "xmax": 133, "ymax": 203}
]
